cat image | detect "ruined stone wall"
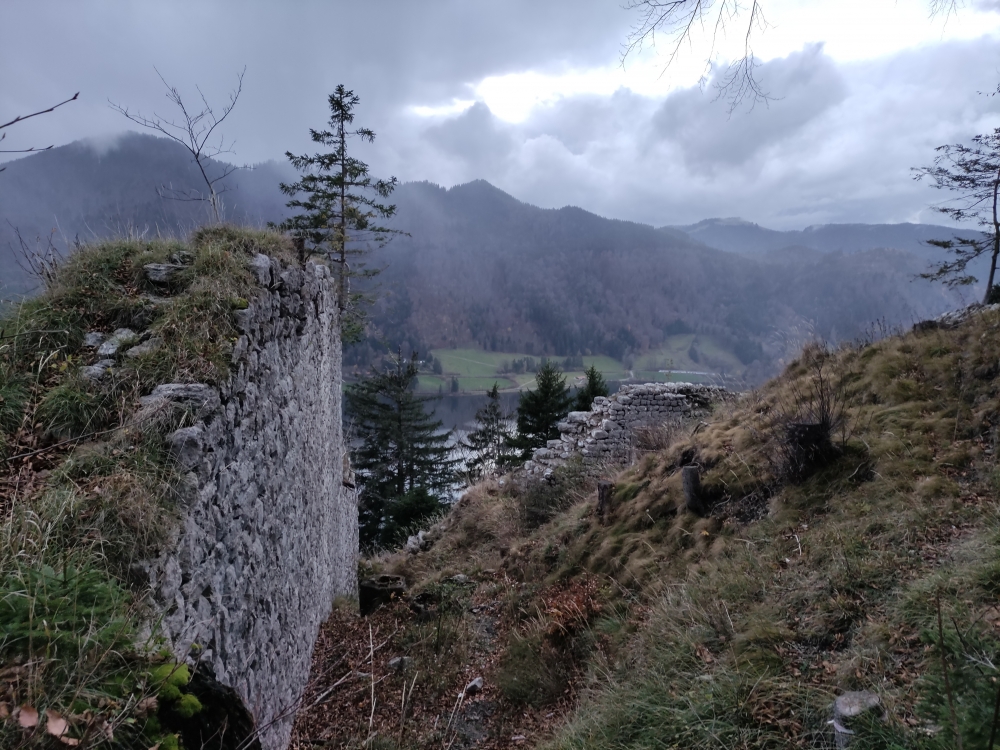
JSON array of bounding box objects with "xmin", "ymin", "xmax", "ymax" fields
[
  {"xmin": 145, "ymin": 255, "xmax": 356, "ymax": 750},
  {"xmin": 523, "ymin": 382, "xmax": 729, "ymax": 477}
]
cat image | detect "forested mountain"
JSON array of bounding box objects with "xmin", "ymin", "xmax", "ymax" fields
[
  {"xmin": 357, "ymin": 181, "xmax": 962, "ymax": 377},
  {"xmin": 0, "ymin": 134, "xmax": 968, "ymax": 379}
]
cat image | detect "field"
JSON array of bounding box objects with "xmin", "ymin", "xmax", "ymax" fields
[
  {"xmin": 426, "ymin": 349, "xmax": 630, "ymax": 394},
  {"xmin": 633, "ymin": 333, "xmax": 744, "ymax": 375}
]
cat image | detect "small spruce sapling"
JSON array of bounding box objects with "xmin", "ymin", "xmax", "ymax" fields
[
  {"xmin": 574, "ymin": 364, "xmax": 609, "ymax": 412},
  {"xmin": 465, "ymin": 383, "xmax": 518, "ymax": 479}
]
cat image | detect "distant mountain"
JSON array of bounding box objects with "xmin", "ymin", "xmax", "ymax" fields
[
  {"xmin": 0, "ymin": 135, "xmax": 969, "ymax": 381},
  {"xmin": 673, "ymin": 216, "xmax": 979, "ymax": 262}
]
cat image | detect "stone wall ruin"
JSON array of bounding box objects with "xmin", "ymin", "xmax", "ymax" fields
[
  {"xmin": 143, "ymin": 255, "xmax": 357, "ymax": 750},
  {"xmin": 523, "ymin": 382, "xmax": 730, "ymax": 477}
]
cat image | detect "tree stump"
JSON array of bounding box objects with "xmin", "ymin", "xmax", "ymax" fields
[
  {"xmin": 830, "ymin": 691, "xmax": 882, "ymax": 748},
  {"xmin": 596, "ymin": 480, "xmax": 613, "ymax": 523},
  {"xmin": 784, "ymin": 422, "xmax": 835, "ymax": 482},
  {"xmin": 682, "ymin": 466, "xmax": 705, "ymax": 516}
]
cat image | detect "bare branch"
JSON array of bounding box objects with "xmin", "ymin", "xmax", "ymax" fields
[
  {"xmin": 624, "ymin": 0, "xmax": 961, "ymax": 111},
  {"xmin": 108, "ymin": 67, "xmax": 246, "ymax": 222},
  {"xmin": 0, "ymin": 92, "xmax": 79, "ymax": 132},
  {"xmin": 0, "ymin": 93, "xmax": 79, "ymax": 172}
]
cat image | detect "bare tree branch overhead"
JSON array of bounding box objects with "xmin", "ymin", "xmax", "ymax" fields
[
  {"xmin": 0, "ymin": 92, "xmax": 79, "ymax": 172},
  {"xmin": 109, "ymin": 66, "xmax": 247, "ymax": 222},
  {"xmin": 623, "ymin": 0, "xmax": 962, "ymax": 112}
]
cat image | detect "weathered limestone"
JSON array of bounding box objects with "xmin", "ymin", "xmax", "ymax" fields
[
  {"xmin": 523, "ymin": 382, "xmax": 729, "ymax": 476},
  {"xmin": 145, "ymin": 255, "xmax": 357, "ymax": 750}
]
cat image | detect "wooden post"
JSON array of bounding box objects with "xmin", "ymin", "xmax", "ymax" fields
[
  {"xmin": 596, "ymin": 480, "xmax": 613, "ymax": 524},
  {"xmin": 682, "ymin": 466, "xmax": 704, "ymax": 516}
]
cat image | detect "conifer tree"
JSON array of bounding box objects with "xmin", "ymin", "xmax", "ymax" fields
[
  {"xmin": 574, "ymin": 364, "xmax": 609, "ymax": 412},
  {"xmin": 464, "ymin": 383, "xmax": 518, "ymax": 479},
  {"xmin": 276, "ymin": 85, "xmax": 401, "ymax": 340},
  {"xmin": 915, "ymin": 123, "xmax": 1000, "ymax": 302},
  {"xmin": 512, "ymin": 360, "xmax": 573, "ymax": 459},
  {"xmin": 347, "ymin": 354, "xmax": 458, "ymax": 548}
]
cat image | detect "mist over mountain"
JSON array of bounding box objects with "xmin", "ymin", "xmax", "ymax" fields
[
  {"xmin": 360, "ymin": 181, "xmax": 962, "ymax": 378},
  {"xmin": 675, "ymin": 216, "xmax": 980, "ymax": 262},
  {"xmin": 0, "ymin": 133, "xmax": 969, "ymax": 380},
  {"xmin": 0, "ymin": 132, "xmax": 294, "ymax": 295}
]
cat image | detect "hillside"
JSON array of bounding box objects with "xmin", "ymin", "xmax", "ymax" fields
[
  {"xmin": 291, "ymin": 305, "xmax": 1000, "ymax": 749},
  {"xmin": 361, "ymin": 181, "xmax": 960, "ymax": 379}
]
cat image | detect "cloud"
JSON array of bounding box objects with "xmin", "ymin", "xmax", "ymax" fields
[
  {"xmin": 422, "ymin": 102, "xmax": 517, "ymax": 175},
  {"xmin": 648, "ymin": 44, "xmax": 847, "ymax": 173},
  {"xmin": 3, "ymin": 0, "xmax": 1000, "ymax": 234}
]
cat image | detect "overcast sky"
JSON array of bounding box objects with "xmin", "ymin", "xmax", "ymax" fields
[{"xmin": 3, "ymin": 0, "xmax": 1000, "ymax": 229}]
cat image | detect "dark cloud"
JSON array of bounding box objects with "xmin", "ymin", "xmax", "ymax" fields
[
  {"xmin": 2, "ymin": 1, "xmax": 999, "ymax": 231},
  {"xmin": 423, "ymin": 103, "xmax": 517, "ymax": 174}
]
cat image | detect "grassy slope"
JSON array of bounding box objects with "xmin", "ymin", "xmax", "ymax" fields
[
  {"xmin": 335, "ymin": 309, "xmax": 1000, "ymax": 749},
  {"xmin": 0, "ymin": 227, "xmax": 296, "ymax": 748}
]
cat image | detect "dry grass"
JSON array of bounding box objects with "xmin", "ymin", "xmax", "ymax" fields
[{"xmin": 319, "ymin": 307, "xmax": 1000, "ymax": 749}]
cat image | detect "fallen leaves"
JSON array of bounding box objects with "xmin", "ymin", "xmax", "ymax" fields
[{"xmin": 17, "ymin": 704, "xmax": 38, "ymax": 728}]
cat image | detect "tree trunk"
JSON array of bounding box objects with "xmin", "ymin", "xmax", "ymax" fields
[{"xmin": 987, "ymin": 173, "xmax": 1000, "ymax": 304}]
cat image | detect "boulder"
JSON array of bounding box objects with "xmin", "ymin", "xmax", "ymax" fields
[
  {"xmin": 83, "ymin": 331, "xmax": 106, "ymax": 348},
  {"xmin": 125, "ymin": 336, "xmax": 163, "ymax": 358},
  {"xmin": 80, "ymin": 359, "xmax": 115, "ymax": 383},
  {"xmin": 97, "ymin": 328, "xmax": 138, "ymax": 357},
  {"xmin": 140, "ymin": 383, "xmax": 221, "ymax": 418},
  {"xmin": 144, "ymin": 263, "xmax": 187, "ymax": 284}
]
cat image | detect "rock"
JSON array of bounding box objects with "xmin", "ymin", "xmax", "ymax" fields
[
  {"xmin": 144, "ymin": 263, "xmax": 187, "ymax": 284},
  {"xmin": 169, "ymin": 250, "xmax": 195, "ymax": 265},
  {"xmin": 405, "ymin": 529, "xmax": 433, "ymax": 554},
  {"xmin": 250, "ymin": 254, "xmax": 273, "ymax": 286},
  {"xmin": 830, "ymin": 691, "xmax": 883, "ymax": 748},
  {"xmin": 168, "ymin": 425, "xmax": 206, "ymax": 472},
  {"xmin": 83, "ymin": 331, "xmax": 106, "ymax": 348},
  {"xmin": 140, "ymin": 383, "xmax": 221, "ymax": 418},
  {"xmin": 446, "ymin": 574, "xmax": 471, "ymax": 585},
  {"xmin": 388, "ymin": 656, "xmax": 414, "ymax": 672},
  {"xmin": 592, "ymin": 429, "xmax": 609, "ymax": 440},
  {"xmin": 359, "ymin": 575, "xmax": 407, "ymax": 616},
  {"xmin": 125, "ymin": 336, "xmax": 162, "ymax": 358},
  {"xmin": 464, "ymin": 677, "xmax": 484, "ymax": 696},
  {"xmin": 97, "ymin": 328, "xmax": 138, "ymax": 357},
  {"xmin": 79, "ymin": 359, "xmax": 115, "ymax": 383}
]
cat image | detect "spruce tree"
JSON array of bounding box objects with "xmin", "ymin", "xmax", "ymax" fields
[
  {"xmin": 347, "ymin": 355, "xmax": 459, "ymax": 548},
  {"xmin": 275, "ymin": 85, "xmax": 402, "ymax": 340},
  {"xmin": 574, "ymin": 364, "xmax": 609, "ymax": 411},
  {"xmin": 464, "ymin": 383, "xmax": 518, "ymax": 479},
  {"xmin": 512, "ymin": 360, "xmax": 573, "ymax": 459}
]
